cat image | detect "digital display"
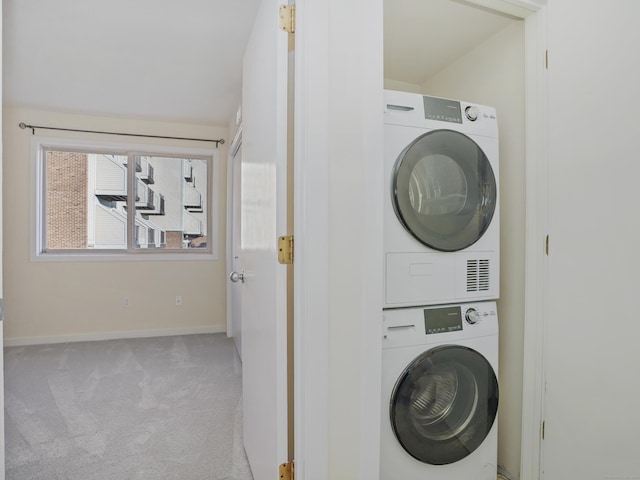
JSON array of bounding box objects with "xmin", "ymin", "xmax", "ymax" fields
[
  {"xmin": 423, "ymin": 96, "xmax": 463, "ymax": 124},
  {"xmin": 424, "ymin": 306, "xmax": 463, "ymax": 335}
]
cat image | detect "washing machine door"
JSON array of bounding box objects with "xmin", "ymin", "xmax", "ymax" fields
[
  {"xmin": 392, "ymin": 129, "xmax": 496, "ymax": 251},
  {"xmin": 389, "ymin": 345, "xmax": 499, "ymax": 465}
]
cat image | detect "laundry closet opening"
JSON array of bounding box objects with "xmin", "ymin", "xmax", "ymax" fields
[{"xmin": 382, "ymin": 0, "xmax": 526, "ymax": 477}]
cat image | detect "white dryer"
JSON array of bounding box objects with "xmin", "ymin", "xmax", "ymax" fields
[
  {"xmin": 384, "ymin": 90, "xmax": 499, "ymax": 308},
  {"xmin": 380, "ymin": 301, "xmax": 499, "ymax": 480}
]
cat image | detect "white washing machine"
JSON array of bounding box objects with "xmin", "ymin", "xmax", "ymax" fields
[
  {"xmin": 384, "ymin": 90, "xmax": 500, "ymax": 308},
  {"xmin": 380, "ymin": 301, "xmax": 499, "ymax": 480}
]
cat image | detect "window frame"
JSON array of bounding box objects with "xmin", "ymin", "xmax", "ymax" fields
[{"xmin": 32, "ymin": 135, "xmax": 218, "ymax": 262}]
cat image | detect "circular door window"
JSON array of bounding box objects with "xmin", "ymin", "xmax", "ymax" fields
[
  {"xmin": 389, "ymin": 345, "xmax": 499, "ymax": 465},
  {"xmin": 392, "ymin": 130, "xmax": 497, "ymax": 252}
]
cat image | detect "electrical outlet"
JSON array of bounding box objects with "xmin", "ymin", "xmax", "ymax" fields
[
  {"xmin": 122, "ymin": 297, "xmax": 131, "ymax": 308},
  {"xmin": 175, "ymin": 296, "xmax": 183, "ymax": 306}
]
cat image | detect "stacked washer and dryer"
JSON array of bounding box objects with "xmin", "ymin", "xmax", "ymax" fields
[{"xmin": 381, "ymin": 90, "xmax": 501, "ymax": 480}]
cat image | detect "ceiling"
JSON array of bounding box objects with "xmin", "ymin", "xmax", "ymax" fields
[
  {"xmin": 3, "ymin": 0, "xmax": 517, "ymax": 127},
  {"xmin": 2, "ymin": 0, "xmax": 261, "ymax": 126}
]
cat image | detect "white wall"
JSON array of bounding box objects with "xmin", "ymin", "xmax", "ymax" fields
[
  {"xmin": 382, "ymin": 78, "xmax": 422, "ymax": 93},
  {"xmin": 2, "ymin": 106, "xmax": 228, "ymax": 343},
  {"xmin": 420, "ymin": 22, "xmax": 526, "ymax": 476},
  {"xmin": 323, "ymin": 0, "xmax": 384, "ymax": 477}
]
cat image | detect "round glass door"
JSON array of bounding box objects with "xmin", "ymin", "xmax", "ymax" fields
[
  {"xmin": 392, "ymin": 129, "xmax": 496, "ymax": 252},
  {"xmin": 389, "ymin": 345, "xmax": 499, "ymax": 465}
]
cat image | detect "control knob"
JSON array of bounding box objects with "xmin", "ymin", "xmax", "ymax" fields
[
  {"xmin": 465, "ymin": 308, "xmax": 481, "ymax": 324},
  {"xmin": 465, "ymin": 106, "xmax": 479, "ymax": 121}
]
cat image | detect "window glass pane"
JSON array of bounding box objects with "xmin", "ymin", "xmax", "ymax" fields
[
  {"xmin": 45, "ymin": 150, "xmax": 129, "ymax": 250},
  {"xmin": 134, "ymin": 156, "xmax": 208, "ymax": 249}
]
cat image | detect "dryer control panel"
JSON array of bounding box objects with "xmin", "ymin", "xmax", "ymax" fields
[
  {"xmin": 383, "ymin": 90, "xmax": 498, "ymax": 138},
  {"xmin": 422, "ymin": 95, "xmax": 463, "ymax": 123}
]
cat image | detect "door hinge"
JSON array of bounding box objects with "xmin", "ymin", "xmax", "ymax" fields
[
  {"xmin": 545, "ymin": 235, "xmax": 549, "ymax": 256},
  {"xmin": 278, "ymin": 235, "xmax": 294, "ymax": 264},
  {"xmin": 542, "ymin": 420, "xmax": 545, "ymax": 439},
  {"xmin": 279, "ymin": 4, "xmax": 296, "ymax": 34},
  {"xmin": 545, "ymin": 49, "xmax": 549, "ymax": 69},
  {"xmin": 280, "ymin": 461, "xmax": 294, "ymax": 480}
]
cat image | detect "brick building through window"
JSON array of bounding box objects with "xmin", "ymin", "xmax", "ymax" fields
[{"xmin": 38, "ymin": 142, "xmax": 212, "ymax": 254}]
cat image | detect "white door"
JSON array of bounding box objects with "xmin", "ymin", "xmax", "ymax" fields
[
  {"xmin": 228, "ymin": 136, "xmax": 244, "ymax": 360},
  {"xmin": 543, "ymin": 2, "xmax": 640, "ymax": 478},
  {"xmin": 240, "ymin": 0, "xmax": 290, "ymax": 478}
]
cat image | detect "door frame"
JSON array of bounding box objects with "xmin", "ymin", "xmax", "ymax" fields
[
  {"xmin": 0, "ymin": 4, "xmax": 5, "ymax": 476},
  {"xmin": 293, "ymin": 1, "xmax": 548, "ymax": 479},
  {"xmin": 518, "ymin": 4, "xmax": 549, "ymax": 480},
  {"xmin": 225, "ymin": 124, "xmax": 243, "ymax": 342}
]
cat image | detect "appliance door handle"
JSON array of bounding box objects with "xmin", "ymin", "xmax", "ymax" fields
[
  {"xmin": 387, "ymin": 324, "xmax": 416, "ymax": 330},
  {"xmin": 386, "ymin": 104, "xmax": 415, "ymax": 112}
]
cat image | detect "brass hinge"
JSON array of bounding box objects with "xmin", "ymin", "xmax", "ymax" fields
[
  {"xmin": 280, "ymin": 461, "xmax": 294, "ymax": 480},
  {"xmin": 278, "ymin": 235, "xmax": 294, "ymax": 264},
  {"xmin": 545, "ymin": 49, "xmax": 549, "ymax": 69},
  {"xmin": 279, "ymin": 5, "xmax": 296, "ymax": 34},
  {"xmin": 545, "ymin": 235, "xmax": 549, "ymax": 256}
]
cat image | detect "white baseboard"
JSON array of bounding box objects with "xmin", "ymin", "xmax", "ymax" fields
[{"xmin": 3, "ymin": 325, "xmax": 227, "ymax": 347}]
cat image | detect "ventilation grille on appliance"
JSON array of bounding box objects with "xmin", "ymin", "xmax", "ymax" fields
[{"xmin": 467, "ymin": 259, "xmax": 490, "ymax": 292}]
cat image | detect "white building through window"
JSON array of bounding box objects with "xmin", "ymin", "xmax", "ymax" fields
[{"xmin": 35, "ymin": 137, "xmax": 216, "ymax": 258}]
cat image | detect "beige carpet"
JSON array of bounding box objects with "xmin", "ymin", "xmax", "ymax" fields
[{"xmin": 4, "ymin": 334, "xmax": 253, "ymax": 480}]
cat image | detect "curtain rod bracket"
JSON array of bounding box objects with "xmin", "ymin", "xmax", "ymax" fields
[
  {"xmin": 19, "ymin": 122, "xmax": 35, "ymax": 134},
  {"xmin": 18, "ymin": 122, "xmax": 225, "ymax": 147}
]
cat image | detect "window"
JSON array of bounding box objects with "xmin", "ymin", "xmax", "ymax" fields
[{"xmin": 34, "ymin": 137, "xmax": 217, "ymax": 259}]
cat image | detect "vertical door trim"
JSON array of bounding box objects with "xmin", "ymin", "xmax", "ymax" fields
[
  {"xmin": 0, "ymin": 2, "xmax": 6, "ymax": 475},
  {"xmin": 520, "ymin": 3, "xmax": 549, "ymax": 480},
  {"xmin": 225, "ymin": 125, "xmax": 243, "ymax": 340},
  {"xmin": 293, "ymin": 1, "xmax": 330, "ymax": 478}
]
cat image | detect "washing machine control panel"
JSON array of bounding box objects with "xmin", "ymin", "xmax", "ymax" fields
[
  {"xmin": 464, "ymin": 305, "xmax": 498, "ymax": 325},
  {"xmin": 423, "ymin": 306, "xmax": 463, "ymax": 334},
  {"xmin": 421, "ymin": 304, "xmax": 497, "ymax": 335},
  {"xmin": 382, "ymin": 302, "xmax": 498, "ymax": 348}
]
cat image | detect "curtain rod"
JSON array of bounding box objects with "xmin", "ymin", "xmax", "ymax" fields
[{"xmin": 18, "ymin": 122, "xmax": 225, "ymax": 147}]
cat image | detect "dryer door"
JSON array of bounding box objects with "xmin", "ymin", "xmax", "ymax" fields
[
  {"xmin": 389, "ymin": 345, "xmax": 499, "ymax": 465},
  {"xmin": 392, "ymin": 129, "xmax": 496, "ymax": 251}
]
